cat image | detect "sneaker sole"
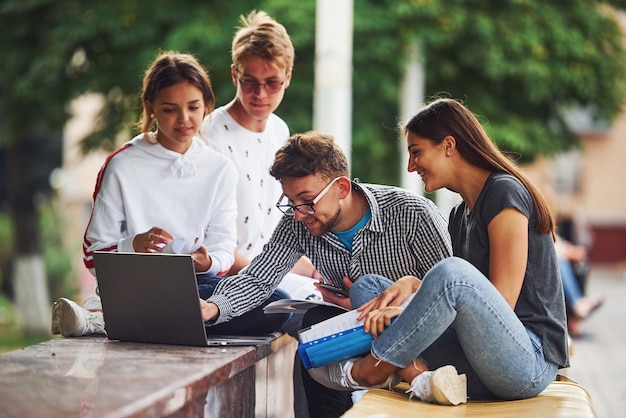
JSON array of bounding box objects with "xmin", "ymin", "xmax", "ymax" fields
[
  {"xmin": 51, "ymin": 298, "xmax": 82, "ymax": 337},
  {"xmin": 431, "ymin": 365, "xmax": 467, "ymax": 406}
]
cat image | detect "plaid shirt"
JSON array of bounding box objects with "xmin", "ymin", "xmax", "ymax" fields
[{"xmin": 208, "ymin": 181, "xmax": 452, "ymax": 324}]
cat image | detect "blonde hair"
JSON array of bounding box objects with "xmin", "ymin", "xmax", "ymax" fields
[{"xmin": 231, "ymin": 10, "xmax": 294, "ymax": 73}]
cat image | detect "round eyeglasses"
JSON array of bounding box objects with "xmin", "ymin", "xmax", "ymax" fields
[
  {"xmin": 275, "ymin": 177, "xmax": 341, "ymax": 216},
  {"xmin": 237, "ymin": 74, "xmax": 287, "ymax": 94}
]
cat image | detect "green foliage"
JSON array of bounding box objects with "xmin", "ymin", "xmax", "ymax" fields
[
  {"xmin": 1, "ymin": 0, "xmax": 625, "ymax": 185},
  {"xmin": 387, "ymin": 0, "xmax": 626, "ymax": 165},
  {"xmin": 0, "ymin": 197, "xmax": 75, "ymax": 303},
  {"xmin": 351, "ymin": 2, "xmax": 406, "ymax": 184},
  {"xmin": 38, "ymin": 197, "xmax": 76, "ymax": 302},
  {"xmin": 0, "ymin": 293, "xmax": 50, "ymax": 352},
  {"xmin": 263, "ymin": 0, "xmax": 317, "ymax": 134}
]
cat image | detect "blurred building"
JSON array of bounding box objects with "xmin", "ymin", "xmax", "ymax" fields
[
  {"xmin": 522, "ymin": 9, "xmax": 626, "ymax": 266},
  {"xmin": 61, "ymin": 94, "xmax": 109, "ymax": 298},
  {"xmin": 524, "ymin": 106, "xmax": 626, "ymax": 265}
]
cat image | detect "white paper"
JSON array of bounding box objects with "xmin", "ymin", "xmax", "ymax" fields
[
  {"xmin": 299, "ymin": 309, "xmax": 363, "ymax": 343},
  {"xmin": 162, "ymin": 224, "xmax": 205, "ymax": 254},
  {"xmin": 298, "ymin": 293, "xmax": 416, "ymax": 343},
  {"xmin": 277, "ymin": 272, "xmax": 323, "ymax": 301}
]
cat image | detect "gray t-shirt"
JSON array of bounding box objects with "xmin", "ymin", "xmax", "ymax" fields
[{"xmin": 448, "ymin": 172, "xmax": 569, "ymax": 368}]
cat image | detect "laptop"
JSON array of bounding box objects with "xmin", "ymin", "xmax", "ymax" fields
[{"xmin": 93, "ymin": 251, "xmax": 277, "ymax": 347}]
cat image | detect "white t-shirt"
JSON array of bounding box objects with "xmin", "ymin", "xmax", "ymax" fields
[{"xmin": 201, "ymin": 106, "xmax": 288, "ymax": 259}]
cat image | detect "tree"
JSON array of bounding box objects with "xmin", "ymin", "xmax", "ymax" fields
[
  {"xmin": 349, "ymin": 0, "xmax": 626, "ymax": 183},
  {"xmin": 1, "ymin": 0, "xmax": 625, "ymax": 332},
  {"xmin": 0, "ymin": 0, "xmax": 263, "ymax": 332}
]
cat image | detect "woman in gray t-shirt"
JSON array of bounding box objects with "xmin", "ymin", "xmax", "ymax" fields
[{"xmin": 307, "ymin": 98, "xmax": 569, "ymax": 406}]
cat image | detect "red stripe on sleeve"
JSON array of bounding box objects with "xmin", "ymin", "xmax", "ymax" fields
[{"xmin": 82, "ymin": 143, "xmax": 133, "ymax": 269}]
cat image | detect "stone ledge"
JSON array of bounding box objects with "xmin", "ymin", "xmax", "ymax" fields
[{"xmin": 0, "ymin": 333, "xmax": 297, "ymax": 418}]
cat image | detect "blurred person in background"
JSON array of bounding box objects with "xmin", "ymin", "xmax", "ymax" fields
[{"xmin": 556, "ymin": 235, "xmax": 603, "ymax": 338}]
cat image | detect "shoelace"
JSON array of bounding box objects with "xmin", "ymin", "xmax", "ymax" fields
[
  {"xmin": 405, "ymin": 360, "xmax": 427, "ymax": 400},
  {"xmin": 84, "ymin": 311, "xmax": 104, "ymax": 333}
]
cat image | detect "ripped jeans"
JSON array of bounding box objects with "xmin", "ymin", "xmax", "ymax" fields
[{"xmin": 350, "ymin": 256, "xmax": 558, "ymax": 400}]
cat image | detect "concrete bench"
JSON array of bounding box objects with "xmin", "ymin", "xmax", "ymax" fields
[
  {"xmin": 342, "ymin": 376, "xmax": 597, "ymax": 418},
  {"xmin": 0, "ymin": 333, "xmax": 297, "ymax": 418}
]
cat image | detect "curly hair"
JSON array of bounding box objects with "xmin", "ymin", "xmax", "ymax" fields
[{"xmin": 270, "ymin": 131, "xmax": 349, "ymax": 182}]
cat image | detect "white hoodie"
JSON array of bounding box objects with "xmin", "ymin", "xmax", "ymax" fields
[{"xmin": 83, "ymin": 133, "xmax": 238, "ymax": 277}]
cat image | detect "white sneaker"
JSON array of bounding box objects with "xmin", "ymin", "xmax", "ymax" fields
[
  {"xmin": 407, "ymin": 365, "xmax": 467, "ymax": 406},
  {"xmin": 82, "ymin": 296, "xmax": 102, "ymax": 311},
  {"xmin": 308, "ymin": 357, "xmax": 401, "ymax": 392},
  {"xmin": 51, "ymin": 298, "xmax": 106, "ymax": 337}
]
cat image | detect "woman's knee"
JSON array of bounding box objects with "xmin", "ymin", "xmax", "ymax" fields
[
  {"xmin": 424, "ymin": 257, "xmax": 478, "ymax": 283},
  {"xmin": 350, "ymin": 274, "xmax": 393, "ymax": 308},
  {"xmin": 437, "ymin": 256, "xmax": 471, "ymax": 271}
]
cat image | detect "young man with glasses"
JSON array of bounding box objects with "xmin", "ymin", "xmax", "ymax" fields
[
  {"xmin": 200, "ymin": 131, "xmax": 452, "ymax": 417},
  {"xmin": 202, "ymin": 10, "xmax": 319, "ymax": 278}
]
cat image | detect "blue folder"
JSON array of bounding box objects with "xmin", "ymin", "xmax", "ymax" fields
[{"xmin": 298, "ymin": 325, "xmax": 373, "ymax": 369}]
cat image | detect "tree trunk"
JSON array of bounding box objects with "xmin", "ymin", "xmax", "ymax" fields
[
  {"xmin": 7, "ymin": 130, "xmax": 50, "ymax": 335},
  {"xmin": 13, "ymin": 256, "xmax": 50, "ymax": 334}
]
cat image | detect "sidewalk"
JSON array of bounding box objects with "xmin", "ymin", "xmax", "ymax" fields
[{"xmin": 559, "ymin": 264, "xmax": 626, "ymax": 418}]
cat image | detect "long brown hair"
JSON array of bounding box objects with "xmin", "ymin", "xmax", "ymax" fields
[
  {"xmin": 403, "ymin": 98, "xmax": 555, "ymax": 238},
  {"xmin": 136, "ymin": 51, "xmax": 215, "ymax": 134}
]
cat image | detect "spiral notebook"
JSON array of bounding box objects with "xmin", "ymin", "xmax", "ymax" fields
[{"xmin": 93, "ymin": 251, "xmax": 276, "ymax": 347}]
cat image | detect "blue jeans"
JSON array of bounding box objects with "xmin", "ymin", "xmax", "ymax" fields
[
  {"xmin": 559, "ymin": 258, "xmax": 583, "ymax": 307},
  {"xmin": 196, "ymin": 273, "xmax": 291, "ymax": 335},
  {"xmin": 351, "ymin": 257, "xmax": 557, "ymax": 400}
]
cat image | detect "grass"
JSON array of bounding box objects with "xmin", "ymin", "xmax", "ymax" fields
[{"xmin": 0, "ymin": 294, "xmax": 51, "ymax": 354}]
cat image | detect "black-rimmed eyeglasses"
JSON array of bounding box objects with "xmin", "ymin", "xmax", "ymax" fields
[{"xmin": 276, "ymin": 177, "xmax": 341, "ymax": 216}]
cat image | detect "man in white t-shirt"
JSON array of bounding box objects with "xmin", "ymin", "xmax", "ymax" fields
[
  {"xmin": 202, "ymin": 10, "xmax": 319, "ymax": 286},
  {"xmin": 200, "ymin": 12, "xmax": 318, "ymax": 417}
]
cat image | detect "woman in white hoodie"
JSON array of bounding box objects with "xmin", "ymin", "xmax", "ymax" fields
[{"xmin": 52, "ymin": 51, "xmax": 290, "ymax": 338}]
